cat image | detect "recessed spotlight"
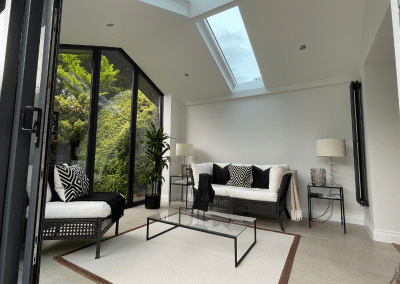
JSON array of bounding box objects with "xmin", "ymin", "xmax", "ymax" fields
[
  {"xmin": 300, "ymin": 45, "xmax": 306, "ymax": 50},
  {"xmin": 185, "ymin": 73, "xmax": 189, "ymax": 77},
  {"xmin": 106, "ymin": 23, "xmax": 114, "ymax": 27}
]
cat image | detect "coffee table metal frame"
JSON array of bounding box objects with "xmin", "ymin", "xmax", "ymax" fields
[{"xmin": 146, "ymin": 207, "xmax": 257, "ymax": 267}]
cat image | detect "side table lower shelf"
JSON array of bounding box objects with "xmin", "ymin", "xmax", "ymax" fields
[
  {"xmin": 307, "ymin": 184, "xmax": 346, "ymax": 234},
  {"xmin": 169, "ymin": 175, "xmax": 193, "ymax": 207}
]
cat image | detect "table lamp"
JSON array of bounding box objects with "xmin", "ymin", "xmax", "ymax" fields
[
  {"xmin": 176, "ymin": 143, "xmax": 193, "ymax": 178},
  {"xmin": 316, "ymin": 139, "xmax": 346, "ymax": 186}
]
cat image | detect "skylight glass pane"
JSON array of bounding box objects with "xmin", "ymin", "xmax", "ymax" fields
[{"xmin": 207, "ymin": 6, "xmax": 261, "ymax": 84}]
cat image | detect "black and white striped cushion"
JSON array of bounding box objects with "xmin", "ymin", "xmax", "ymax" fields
[
  {"xmin": 226, "ymin": 164, "xmax": 253, "ymax": 188},
  {"xmin": 56, "ymin": 164, "xmax": 89, "ymax": 202}
]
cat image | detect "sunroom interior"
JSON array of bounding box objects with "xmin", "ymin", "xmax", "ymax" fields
[{"xmin": 12, "ymin": 0, "xmax": 400, "ymax": 282}]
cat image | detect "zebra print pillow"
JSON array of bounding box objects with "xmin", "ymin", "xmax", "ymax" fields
[
  {"xmin": 55, "ymin": 164, "xmax": 89, "ymax": 202},
  {"xmin": 226, "ymin": 164, "xmax": 253, "ymax": 188}
]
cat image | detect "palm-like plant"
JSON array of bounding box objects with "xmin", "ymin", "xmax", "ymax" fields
[{"xmin": 139, "ymin": 123, "xmax": 173, "ymax": 196}]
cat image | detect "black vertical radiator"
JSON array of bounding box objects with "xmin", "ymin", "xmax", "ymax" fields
[{"xmin": 350, "ymin": 81, "xmax": 369, "ymax": 206}]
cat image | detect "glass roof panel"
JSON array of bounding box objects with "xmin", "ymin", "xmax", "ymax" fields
[{"xmin": 207, "ymin": 6, "xmax": 261, "ymax": 84}]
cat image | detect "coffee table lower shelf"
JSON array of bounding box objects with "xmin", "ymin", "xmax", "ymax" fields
[{"xmin": 146, "ymin": 208, "xmax": 257, "ymax": 267}]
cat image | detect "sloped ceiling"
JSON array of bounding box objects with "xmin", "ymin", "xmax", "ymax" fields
[{"xmin": 60, "ymin": 0, "xmax": 366, "ymax": 102}]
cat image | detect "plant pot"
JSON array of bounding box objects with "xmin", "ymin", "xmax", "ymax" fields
[{"xmin": 145, "ymin": 194, "xmax": 161, "ymax": 209}]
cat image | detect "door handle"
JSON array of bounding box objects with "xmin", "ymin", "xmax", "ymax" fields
[{"xmin": 20, "ymin": 106, "xmax": 42, "ymax": 147}]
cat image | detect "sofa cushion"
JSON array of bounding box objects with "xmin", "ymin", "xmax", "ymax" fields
[
  {"xmin": 229, "ymin": 186, "xmax": 278, "ymax": 202},
  {"xmin": 55, "ymin": 164, "xmax": 89, "ymax": 202},
  {"xmin": 212, "ymin": 164, "xmax": 230, "ymax": 185},
  {"xmin": 226, "ymin": 164, "xmax": 253, "ymax": 188},
  {"xmin": 192, "ymin": 162, "xmax": 213, "ymax": 187},
  {"xmin": 43, "ymin": 201, "xmax": 111, "ymax": 219},
  {"xmin": 269, "ymin": 166, "xmax": 287, "ymax": 193},
  {"xmin": 252, "ymin": 166, "xmax": 271, "ymax": 189},
  {"xmin": 210, "ymin": 184, "xmax": 232, "ymax": 197}
]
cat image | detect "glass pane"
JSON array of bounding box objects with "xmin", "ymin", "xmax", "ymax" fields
[
  {"xmin": 93, "ymin": 50, "xmax": 133, "ymax": 198},
  {"xmin": 51, "ymin": 49, "xmax": 93, "ymax": 169},
  {"xmin": 207, "ymin": 6, "xmax": 261, "ymax": 84},
  {"xmin": 134, "ymin": 74, "xmax": 161, "ymax": 200}
]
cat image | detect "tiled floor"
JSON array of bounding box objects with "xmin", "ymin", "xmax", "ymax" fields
[{"xmin": 38, "ymin": 201, "xmax": 399, "ymax": 283}]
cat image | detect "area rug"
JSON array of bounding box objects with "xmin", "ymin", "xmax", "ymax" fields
[{"xmin": 54, "ymin": 221, "xmax": 300, "ymax": 284}]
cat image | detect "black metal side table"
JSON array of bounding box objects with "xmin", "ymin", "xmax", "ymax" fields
[
  {"xmin": 169, "ymin": 175, "xmax": 194, "ymax": 207},
  {"xmin": 307, "ymin": 183, "xmax": 346, "ymax": 233}
]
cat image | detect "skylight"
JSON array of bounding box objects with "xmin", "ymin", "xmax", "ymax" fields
[{"xmin": 206, "ymin": 6, "xmax": 261, "ymax": 85}]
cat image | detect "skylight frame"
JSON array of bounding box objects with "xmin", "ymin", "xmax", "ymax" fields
[{"xmin": 196, "ymin": 6, "xmax": 265, "ymax": 94}]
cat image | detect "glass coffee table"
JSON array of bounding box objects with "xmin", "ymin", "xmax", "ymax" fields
[{"xmin": 146, "ymin": 207, "xmax": 257, "ymax": 267}]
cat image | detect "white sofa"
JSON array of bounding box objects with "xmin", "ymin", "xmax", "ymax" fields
[{"xmin": 190, "ymin": 162, "xmax": 293, "ymax": 231}]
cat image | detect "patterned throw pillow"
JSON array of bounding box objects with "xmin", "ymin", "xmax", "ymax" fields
[
  {"xmin": 226, "ymin": 164, "xmax": 253, "ymax": 188},
  {"xmin": 55, "ymin": 164, "xmax": 89, "ymax": 202}
]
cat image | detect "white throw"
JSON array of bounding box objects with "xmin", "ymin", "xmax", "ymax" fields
[{"xmin": 287, "ymin": 171, "xmax": 302, "ymax": 221}]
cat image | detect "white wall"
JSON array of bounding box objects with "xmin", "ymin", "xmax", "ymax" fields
[
  {"xmin": 358, "ymin": 0, "xmax": 390, "ymax": 233},
  {"xmin": 363, "ymin": 60, "xmax": 400, "ymax": 242},
  {"xmin": 179, "ymin": 83, "xmax": 365, "ymax": 224},
  {"xmin": 358, "ymin": 0, "xmax": 390, "ymax": 73},
  {"xmin": 161, "ymin": 94, "xmax": 184, "ymax": 202},
  {"xmin": 359, "ymin": 4, "xmax": 400, "ymax": 242}
]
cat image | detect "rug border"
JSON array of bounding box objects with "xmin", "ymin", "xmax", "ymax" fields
[
  {"xmin": 393, "ymin": 243, "xmax": 400, "ymax": 254},
  {"xmin": 53, "ymin": 220, "xmax": 300, "ymax": 284}
]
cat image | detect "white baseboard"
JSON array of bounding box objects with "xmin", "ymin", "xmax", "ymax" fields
[
  {"xmin": 161, "ymin": 194, "xmax": 169, "ymax": 203},
  {"xmin": 363, "ymin": 217, "xmax": 375, "ymax": 240},
  {"xmin": 304, "ymin": 209, "xmax": 364, "ymax": 225},
  {"xmin": 363, "ymin": 218, "xmax": 400, "ymax": 243}
]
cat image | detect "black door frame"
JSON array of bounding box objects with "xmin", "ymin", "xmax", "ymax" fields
[{"xmin": 0, "ymin": 0, "xmax": 62, "ymax": 283}]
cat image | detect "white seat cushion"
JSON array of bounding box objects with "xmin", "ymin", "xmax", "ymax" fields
[
  {"xmin": 43, "ymin": 201, "xmax": 111, "ymax": 219},
  {"xmin": 210, "ymin": 184, "xmax": 232, "ymax": 197},
  {"xmin": 229, "ymin": 187, "xmax": 278, "ymax": 202}
]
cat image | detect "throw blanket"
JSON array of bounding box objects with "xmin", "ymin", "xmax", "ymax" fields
[
  {"xmin": 72, "ymin": 193, "xmax": 125, "ymax": 222},
  {"xmin": 287, "ymin": 171, "xmax": 302, "ymax": 221},
  {"xmin": 192, "ymin": 173, "xmax": 215, "ymax": 212}
]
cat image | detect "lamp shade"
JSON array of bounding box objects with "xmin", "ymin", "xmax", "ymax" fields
[
  {"xmin": 316, "ymin": 139, "xmax": 346, "ymax": 157},
  {"xmin": 176, "ymin": 143, "xmax": 193, "ymax": 157}
]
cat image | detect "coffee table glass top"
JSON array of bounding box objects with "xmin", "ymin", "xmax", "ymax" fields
[{"xmin": 148, "ymin": 207, "xmax": 256, "ymax": 238}]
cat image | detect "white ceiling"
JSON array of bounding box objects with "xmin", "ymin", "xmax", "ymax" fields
[{"xmin": 60, "ymin": 0, "xmax": 366, "ymax": 102}]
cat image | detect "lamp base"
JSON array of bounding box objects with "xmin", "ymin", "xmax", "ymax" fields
[{"xmin": 181, "ymin": 164, "xmax": 190, "ymax": 178}]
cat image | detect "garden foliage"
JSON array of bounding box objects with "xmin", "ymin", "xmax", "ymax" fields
[{"xmin": 53, "ymin": 52, "xmax": 158, "ymax": 198}]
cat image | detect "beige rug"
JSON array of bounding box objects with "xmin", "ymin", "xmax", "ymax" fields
[{"xmin": 54, "ymin": 221, "xmax": 300, "ymax": 284}]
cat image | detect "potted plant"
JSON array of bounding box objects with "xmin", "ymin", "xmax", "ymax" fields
[{"xmin": 139, "ymin": 123, "xmax": 173, "ymax": 209}]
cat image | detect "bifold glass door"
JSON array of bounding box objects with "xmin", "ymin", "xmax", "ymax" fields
[{"xmin": 0, "ymin": 0, "xmax": 62, "ymax": 283}]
